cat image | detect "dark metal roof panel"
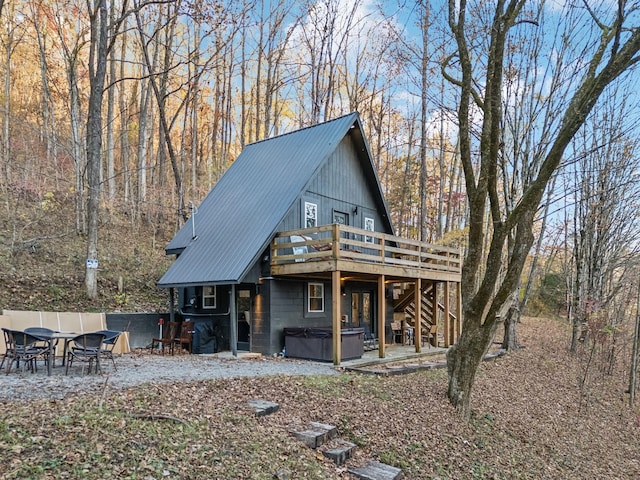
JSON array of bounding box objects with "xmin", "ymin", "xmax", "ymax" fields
[{"xmin": 158, "ymin": 113, "xmax": 360, "ymax": 287}]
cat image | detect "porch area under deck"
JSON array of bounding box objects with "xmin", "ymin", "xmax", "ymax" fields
[{"xmin": 270, "ymin": 224, "xmax": 463, "ymax": 365}]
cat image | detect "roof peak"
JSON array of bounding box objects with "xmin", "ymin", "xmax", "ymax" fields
[{"xmin": 248, "ymin": 112, "xmax": 360, "ymax": 147}]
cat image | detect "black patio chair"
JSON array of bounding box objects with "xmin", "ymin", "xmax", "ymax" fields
[
  {"xmin": 24, "ymin": 327, "xmax": 59, "ymax": 367},
  {"xmin": 94, "ymin": 329, "xmax": 122, "ymax": 370},
  {"xmin": 4, "ymin": 329, "xmax": 50, "ymax": 374},
  {"xmin": 65, "ymin": 332, "xmax": 106, "ymax": 376},
  {"xmin": 362, "ymin": 324, "xmax": 378, "ymax": 351}
]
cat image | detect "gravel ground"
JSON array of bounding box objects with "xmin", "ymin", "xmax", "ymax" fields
[{"xmin": 0, "ymin": 350, "xmax": 338, "ymax": 402}]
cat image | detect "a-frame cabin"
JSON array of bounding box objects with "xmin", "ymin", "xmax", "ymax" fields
[{"xmin": 158, "ymin": 113, "xmax": 462, "ymax": 364}]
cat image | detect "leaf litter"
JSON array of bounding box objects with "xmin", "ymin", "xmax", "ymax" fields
[{"xmin": 0, "ymin": 316, "xmax": 639, "ymax": 479}]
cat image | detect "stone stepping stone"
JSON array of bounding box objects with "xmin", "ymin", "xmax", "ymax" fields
[
  {"xmin": 323, "ymin": 439, "xmax": 356, "ymax": 465},
  {"xmin": 247, "ymin": 399, "xmax": 280, "ymax": 417},
  {"xmin": 348, "ymin": 461, "xmax": 402, "ymax": 480},
  {"xmin": 293, "ymin": 422, "xmax": 337, "ymax": 448}
]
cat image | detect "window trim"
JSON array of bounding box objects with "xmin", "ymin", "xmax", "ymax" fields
[
  {"xmin": 307, "ymin": 282, "xmax": 325, "ymax": 313},
  {"xmin": 202, "ymin": 285, "xmax": 217, "ymax": 309},
  {"xmin": 364, "ymin": 216, "xmax": 375, "ymax": 244},
  {"xmin": 304, "ymin": 201, "xmax": 318, "ymax": 228}
]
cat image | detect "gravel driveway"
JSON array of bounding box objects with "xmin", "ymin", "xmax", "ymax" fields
[{"xmin": 0, "ymin": 351, "xmax": 338, "ymax": 402}]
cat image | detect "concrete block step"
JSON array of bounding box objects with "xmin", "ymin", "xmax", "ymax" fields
[
  {"xmin": 348, "ymin": 461, "xmax": 402, "ymax": 480},
  {"xmin": 247, "ymin": 399, "xmax": 280, "ymax": 417},
  {"xmin": 322, "ymin": 439, "xmax": 356, "ymax": 465},
  {"xmin": 309, "ymin": 421, "xmax": 337, "ymax": 440},
  {"xmin": 293, "ymin": 422, "xmax": 337, "ymax": 448},
  {"xmin": 294, "ymin": 428, "xmax": 331, "ymax": 448}
]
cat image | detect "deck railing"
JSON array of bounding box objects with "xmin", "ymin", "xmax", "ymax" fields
[{"xmin": 271, "ymin": 224, "xmax": 462, "ymax": 275}]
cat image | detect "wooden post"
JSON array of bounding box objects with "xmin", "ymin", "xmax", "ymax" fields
[
  {"xmin": 332, "ymin": 224, "xmax": 340, "ymax": 259},
  {"xmin": 332, "ymin": 269, "xmax": 341, "ymax": 365},
  {"xmin": 414, "ymin": 278, "xmax": 421, "ymax": 353},
  {"xmin": 432, "ymin": 281, "xmax": 438, "ymax": 347},
  {"xmin": 443, "ymin": 281, "xmax": 450, "ymax": 347},
  {"xmin": 378, "ymin": 275, "xmax": 386, "ymax": 358},
  {"xmin": 456, "ymin": 281, "xmax": 463, "ymax": 339}
]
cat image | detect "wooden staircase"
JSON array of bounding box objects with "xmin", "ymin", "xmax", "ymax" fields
[{"xmin": 393, "ymin": 283, "xmax": 457, "ymax": 347}]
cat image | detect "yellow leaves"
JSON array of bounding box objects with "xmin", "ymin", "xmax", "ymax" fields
[{"xmin": 41, "ymin": 192, "xmax": 59, "ymax": 212}]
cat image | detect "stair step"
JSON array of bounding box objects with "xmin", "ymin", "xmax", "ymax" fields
[
  {"xmin": 309, "ymin": 421, "xmax": 337, "ymax": 440},
  {"xmin": 294, "ymin": 429, "xmax": 330, "ymax": 448},
  {"xmin": 247, "ymin": 399, "xmax": 280, "ymax": 417},
  {"xmin": 348, "ymin": 461, "xmax": 403, "ymax": 480},
  {"xmin": 293, "ymin": 421, "xmax": 337, "ymax": 448},
  {"xmin": 323, "ymin": 439, "xmax": 356, "ymax": 465}
]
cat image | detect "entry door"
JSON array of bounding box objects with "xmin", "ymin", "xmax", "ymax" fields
[
  {"xmin": 237, "ymin": 289, "xmax": 251, "ymax": 351},
  {"xmin": 351, "ymin": 290, "xmax": 373, "ymax": 334}
]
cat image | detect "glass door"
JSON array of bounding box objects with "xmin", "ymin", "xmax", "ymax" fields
[
  {"xmin": 351, "ymin": 290, "xmax": 373, "ymax": 334},
  {"xmin": 237, "ymin": 289, "xmax": 251, "ymax": 351}
]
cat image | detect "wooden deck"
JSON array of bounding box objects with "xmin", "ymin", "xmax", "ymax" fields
[{"xmin": 270, "ymin": 224, "xmax": 462, "ymax": 282}]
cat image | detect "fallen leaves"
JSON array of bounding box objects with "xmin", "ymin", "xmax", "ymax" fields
[{"xmin": 0, "ymin": 317, "xmax": 639, "ymax": 478}]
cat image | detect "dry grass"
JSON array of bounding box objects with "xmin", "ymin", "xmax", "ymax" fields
[{"xmin": 1, "ymin": 317, "xmax": 639, "ymax": 479}]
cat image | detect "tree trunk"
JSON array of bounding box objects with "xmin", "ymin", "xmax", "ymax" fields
[
  {"xmin": 501, "ymin": 304, "xmax": 519, "ymax": 350},
  {"xmin": 629, "ymin": 285, "xmax": 640, "ymax": 406},
  {"xmin": 84, "ymin": 0, "xmax": 109, "ymax": 300},
  {"xmin": 447, "ymin": 316, "xmax": 500, "ymax": 420}
]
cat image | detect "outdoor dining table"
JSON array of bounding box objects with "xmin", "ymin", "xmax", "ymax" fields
[{"xmin": 30, "ymin": 331, "xmax": 79, "ymax": 376}]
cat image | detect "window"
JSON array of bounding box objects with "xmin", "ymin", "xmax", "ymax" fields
[
  {"xmin": 333, "ymin": 210, "xmax": 348, "ymax": 225},
  {"xmin": 305, "ymin": 201, "xmax": 318, "ymax": 228},
  {"xmin": 364, "ymin": 217, "xmax": 375, "ymax": 243},
  {"xmin": 202, "ymin": 286, "xmax": 216, "ymax": 308},
  {"xmin": 308, "ymin": 282, "xmax": 324, "ymax": 312}
]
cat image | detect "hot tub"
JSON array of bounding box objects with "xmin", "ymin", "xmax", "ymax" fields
[{"xmin": 283, "ymin": 327, "xmax": 364, "ymax": 362}]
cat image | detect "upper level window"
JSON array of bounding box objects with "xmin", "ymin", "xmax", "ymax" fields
[
  {"xmin": 203, "ymin": 286, "xmax": 216, "ymax": 309},
  {"xmin": 364, "ymin": 217, "xmax": 375, "ymax": 243},
  {"xmin": 305, "ymin": 201, "xmax": 318, "ymax": 228},
  {"xmin": 308, "ymin": 282, "xmax": 324, "ymax": 312}
]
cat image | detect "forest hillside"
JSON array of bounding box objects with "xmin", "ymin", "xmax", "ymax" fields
[{"xmin": 0, "ymin": 192, "xmax": 172, "ymax": 313}]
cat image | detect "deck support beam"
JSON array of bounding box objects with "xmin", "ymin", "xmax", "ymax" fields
[
  {"xmin": 456, "ymin": 281, "xmax": 463, "ymax": 341},
  {"xmin": 444, "ymin": 281, "xmax": 450, "ymax": 347},
  {"xmin": 432, "ymin": 281, "xmax": 438, "ymax": 347},
  {"xmin": 414, "ymin": 278, "xmax": 421, "ymax": 353},
  {"xmin": 378, "ymin": 275, "xmax": 386, "ymax": 358},
  {"xmin": 332, "ymin": 270, "xmax": 341, "ymax": 365}
]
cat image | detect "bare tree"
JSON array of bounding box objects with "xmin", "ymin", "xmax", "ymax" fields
[
  {"xmin": 0, "ymin": 0, "xmax": 24, "ymax": 198},
  {"xmin": 443, "ymin": 0, "xmax": 640, "ymax": 419},
  {"xmin": 566, "ymin": 89, "xmax": 640, "ymax": 353}
]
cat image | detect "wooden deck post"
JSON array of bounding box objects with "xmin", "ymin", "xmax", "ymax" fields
[
  {"xmin": 414, "ymin": 278, "xmax": 421, "ymax": 353},
  {"xmin": 456, "ymin": 281, "xmax": 463, "ymax": 340},
  {"xmin": 332, "ymin": 269, "xmax": 341, "ymax": 365},
  {"xmin": 432, "ymin": 281, "xmax": 438, "ymax": 347},
  {"xmin": 378, "ymin": 275, "xmax": 386, "ymax": 358},
  {"xmin": 443, "ymin": 281, "xmax": 451, "ymax": 347}
]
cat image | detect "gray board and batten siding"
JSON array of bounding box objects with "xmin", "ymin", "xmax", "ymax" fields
[
  {"xmin": 156, "ymin": 112, "xmax": 400, "ymax": 357},
  {"xmin": 157, "ymin": 112, "xmax": 393, "ymax": 288},
  {"xmin": 278, "ymin": 133, "xmax": 390, "ymax": 235}
]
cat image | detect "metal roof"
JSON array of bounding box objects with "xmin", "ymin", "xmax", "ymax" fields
[{"xmin": 157, "ymin": 112, "xmax": 392, "ymax": 288}]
